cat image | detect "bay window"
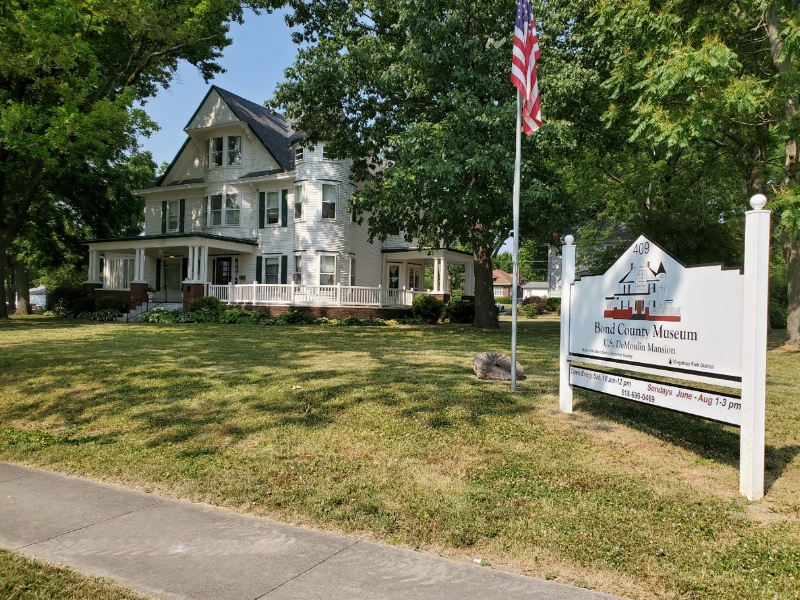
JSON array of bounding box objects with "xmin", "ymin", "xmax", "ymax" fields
[
  {"xmin": 294, "ymin": 184, "xmax": 304, "ymax": 220},
  {"xmin": 227, "ymin": 136, "xmax": 242, "ymax": 165},
  {"xmin": 320, "ymin": 255, "xmax": 336, "ymax": 285},
  {"xmin": 322, "ymin": 184, "xmax": 337, "ymax": 220},
  {"xmin": 225, "ymin": 193, "xmax": 240, "ymax": 225},
  {"xmin": 209, "ymin": 194, "xmax": 222, "ymax": 226}
]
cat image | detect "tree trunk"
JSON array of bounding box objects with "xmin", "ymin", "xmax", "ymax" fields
[
  {"xmin": 15, "ymin": 261, "xmax": 29, "ymax": 315},
  {"xmin": 0, "ymin": 251, "xmax": 9, "ymax": 320},
  {"xmin": 473, "ymin": 242, "xmax": 499, "ymax": 329},
  {"xmin": 786, "ymin": 234, "xmax": 800, "ymax": 344}
]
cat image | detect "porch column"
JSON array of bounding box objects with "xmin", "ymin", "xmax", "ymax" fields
[
  {"xmin": 186, "ymin": 246, "xmax": 194, "ymax": 282},
  {"xmin": 139, "ymin": 249, "xmax": 147, "ymax": 281},
  {"xmin": 196, "ymin": 246, "xmax": 203, "ymax": 281},
  {"xmin": 200, "ymin": 245, "xmax": 208, "ymax": 283},
  {"xmin": 441, "ymin": 256, "xmax": 449, "ymax": 293},
  {"xmin": 433, "ymin": 258, "xmax": 440, "ymax": 293},
  {"xmin": 132, "ymin": 248, "xmax": 145, "ymax": 282}
]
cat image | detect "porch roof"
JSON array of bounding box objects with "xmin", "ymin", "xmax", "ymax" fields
[
  {"xmin": 83, "ymin": 232, "xmax": 257, "ymax": 253},
  {"xmin": 381, "ymin": 247, "xmax": 473, "ymax": 263}
]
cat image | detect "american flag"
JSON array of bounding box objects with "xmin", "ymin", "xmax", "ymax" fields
[{"xmin": 511, "ymin": 0, "xmax": 542, "ymax": 135}]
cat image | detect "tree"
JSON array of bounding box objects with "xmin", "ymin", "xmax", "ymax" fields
[
  {"xmin": 587, "ymin": 0, "xmax": 800, "ymax": 342},
  {"xmin": 0, "ymin": 0, "xmax": 275, "ymax": 318},
  {"xmin": 272, "ymin": 0, "xmax": 573, "ymax": 328}
]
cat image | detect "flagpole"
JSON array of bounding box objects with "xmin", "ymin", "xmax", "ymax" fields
[{"xmin": 511, "ymin": 88, "xmax": 522, "ymax": 392}]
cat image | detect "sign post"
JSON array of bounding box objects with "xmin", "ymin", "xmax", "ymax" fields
[
  {"xmin": 559, "ymin": 196, "xmax": 770, "ymax": 500},
  {"xmin": 559, "ymin": 235, "xmax": 575, "ymax": 413},
  {"xmin": 740, "ymin": 194, "xmax": 770, "ymax": 500}
]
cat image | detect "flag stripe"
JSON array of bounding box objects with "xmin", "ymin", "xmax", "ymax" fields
[{"xmin": 511, "ymin": 0, "xmax": 541, "ymax": 135}]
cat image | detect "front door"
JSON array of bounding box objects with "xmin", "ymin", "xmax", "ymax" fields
[
  {"xmin": 163, "ymin": 259, "xmax": 183, "ymax": 302},
  {"xmin": 215, "ymin": 257, "xmax": 232, "ymax": 285}
]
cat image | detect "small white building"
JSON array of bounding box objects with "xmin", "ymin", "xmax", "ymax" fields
[
  {"xmin": 84, "ymin": 86, "xmax": 475, "ymax": 315},
  {"xmin": 522, "ymin": 281, "xmax": 548, "ymax": 299}
]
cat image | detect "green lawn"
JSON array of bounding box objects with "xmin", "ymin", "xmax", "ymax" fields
[
  {"xmin": 0, "ymin": 316, "xmax": 798, "ymax": 599},
  {"xmin": 0, "ymin": 548, "xmax": 148, "ymax": 599}
]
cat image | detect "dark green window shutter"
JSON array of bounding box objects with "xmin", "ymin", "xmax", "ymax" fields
[
  {"xmin": 280, "ymin": 255, "xmax": 288, "ymax": 284},
  {"xmin": 256, "ymin": 256, "xmax": 263, "ymax": 284},
  {"xmin": 155, "ymin": 259, "xmax": 161, "ymax": 291},
  {"xmin": 281, "ymin": 190, "xmax": 288, "ymax": 227},
  {"xmin": 258, "ymin": 192, "xmax": 265, "ymax": 229},
  {"xmin": 178, "ymin": 199, "xmax": 185, "ymax": 233},
  {"xmin": 161, "ymin": 201, "xmax": 167, "ymax": 233},
  {"xmin": 182, "ymin": 258, "xmax": 188, "ymax": 280}
]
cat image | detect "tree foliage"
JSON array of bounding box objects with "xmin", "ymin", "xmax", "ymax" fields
[
  {"xmin": 273, "ymin": 0, "xmax": 576, "ymax": 327},
  {"xmin": 0, "ymin": 0, "xmax": 275, "ymax": 318}
]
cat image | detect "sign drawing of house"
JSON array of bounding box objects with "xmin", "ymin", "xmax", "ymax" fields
[{"xmin": 603, "ymin": 258, "xmax": 681, "ymax": 322}]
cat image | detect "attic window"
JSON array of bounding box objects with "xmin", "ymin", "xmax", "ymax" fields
[
  {"xmin": 227, "ymin": 136, "xmax": 242, "ymax": 166},
  {"xmin": 323, "ymin": 146, "xmax": 331, "ymax": 160},
  {"xmin": 295, "ymin": 147, "xmax": 304, "ymax": 161},
  {"xmin": 211, "ymin": 137, "xmax": 223, "ymax": 167}
]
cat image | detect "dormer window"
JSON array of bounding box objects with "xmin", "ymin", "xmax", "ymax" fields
[
  {"xmin": 295, "ymin": 147, "xmax": 304, "ymax": 162},
  {"xmin": 323, "ymin": 146, "xmax": 331, "ymax": 160},
  {"xmin": 211, "ymin": 137, "xmax": 223, "ymax": 167},
  {"xmin": 227, "ymin": 136, "xmax": 242, "ymax": 166}
]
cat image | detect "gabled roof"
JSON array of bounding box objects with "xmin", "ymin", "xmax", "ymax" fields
[
  {"xmin": 198, "ymin": 86, "xmax": 298, "ymax": 172},
  {"xmin": 154, "ymin": 86, "xmax": 300, "ymax": 188},
  {"xmin": 492, "ymin": 269, "xmax": 527, "ymax": 286}
]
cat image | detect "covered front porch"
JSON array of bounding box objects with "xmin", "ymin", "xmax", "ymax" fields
[{"xmin": 83, "ymin": 233, "xmax": 258, "ymax": 311}]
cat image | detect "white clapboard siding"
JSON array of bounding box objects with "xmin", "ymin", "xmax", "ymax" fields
[
  {"xmin": 161, "ymin": 141, "xmax": 204, "ymax": 186},
  {"xmin": 186, "ymin": 89, "xmax": 239, "ymax": 130}
]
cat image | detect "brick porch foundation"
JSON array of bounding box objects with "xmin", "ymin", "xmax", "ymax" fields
[
  {"xmin": 234, "ymin": 305, "xmax": 412, "ymax": 320},
  {"xmin": 183, "ymin": 283, "xmax": 206, "ymax": 312}
]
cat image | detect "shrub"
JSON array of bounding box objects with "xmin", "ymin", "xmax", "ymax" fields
[
  {"xmin": 219, "ymin": 308, "xmax": 257, "ymax": 324},
  {"xmin": 282, "ymin": 309, "xmax": 314, "ymax": 324},
  {"xmin": 546, "ymin": 297, "xmax": 561, "ymax": 313},
  {"xmin": 495, "ymin": 296, "xmax": 512, "ymax": 305},
  {"xmin": 72, "ymin": 296, "xmax": 97, "ymax": 314},
  {"xmin": 51, "ymin": 299, "xmax": 74, "ymax": 318},
  {"xmin": 411, "ymin": 294, "xmax": 445, "ymax": 324},
  {"xmin": 444, "ymin": 300, "xmax": 475, "ymax": 324},
  {"xmin": 313, "ymin": 317, "xmax": 331, "ymax": 325},
  {"xmin": 191, "ymin": 308, "xmax": 221, "ymax": 323},
  {"xmin": 96, "ymin": 296, "xmax": 127, "ymax": 312},
  {"xmin": 522, "ymin": 295, "xmax": 549, "ymax": 313},
  {"xmin": 142, "ymin": 309, "xmax": 178, "ymax": 323},
  {"xmin": 188, "ymin": 295, "xmax": 224, "ymax": 313},
  {"xmin": 521, "ymin": 303, "xmax": 540, "ymax": 319},
  {"xmin": 258, "ymin": 315, "xmax": 283, "ymax": 326},
  {"xmin": 46, "ymin": 285, "xmax": 83, "ymax": 312},
  {"xmin": 392, "ymin": 317, "xmax": 426, "ymax": 325},
  {"xmin": 77, "ymin": 309, "xmax": 122, "ymax": 322}
]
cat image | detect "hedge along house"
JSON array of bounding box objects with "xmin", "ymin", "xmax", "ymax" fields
[{"xmin": 83, "ymin": 86, "xmax": 476, "ymax": 317}]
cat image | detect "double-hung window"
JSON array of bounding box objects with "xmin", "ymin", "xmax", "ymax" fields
[
  {"xmin": 266, "ymin": 191, "xmax": 279, "ymax": 225},
  {"xmin": 294, "ymin": 184, "xmax": 304, "ymax": 220},
  {"xmin": 209, "ymin": 194, "xmax": 223, "ymax": 226},
  {"xmin": 322, "ymin": 184, "xmax": 337, "ymax": 220},
  {"xmin": 225, "ymin": 193, "xmax": 240, "ymax": 225},
  {"xmin": 322, "ymin": 146, "xmax": 331, "ymax": 160},
  {"xmin": 227, "ymin": 136, "xmax": 242, "ymax": 165},
  {"xmin": 295, "ymin": 147, "xmax": 304, "ymax": 162},
  {"xmin": 264, "ymin": 258, "xmax": 280, "ymax": 284},
  {"xmin": 293, "ymin": 255, "xmax": 303, "ymax": 284},
  {"xmin": 320, "ymin": 255, "xmax": 336, "ymax": 286},
  {"xmin": 167, "ymin": 200, "xmax": 179, "ymax": 232},
  {"xmin": 211, "ymin": 137, "xmax": 223, "ymax": 167}
]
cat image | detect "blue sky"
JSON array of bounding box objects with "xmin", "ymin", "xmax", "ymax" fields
[{"xmin": 138, "ymin": 8, "xmax": 296, "ymax": 166}]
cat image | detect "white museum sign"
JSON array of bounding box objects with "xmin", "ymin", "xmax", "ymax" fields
[{"xmin": 558, "ymin": 195, "xmax": 771, "ymax": 500}]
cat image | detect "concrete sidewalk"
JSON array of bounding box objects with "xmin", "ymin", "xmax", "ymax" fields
[{"xmin": 0, "ymin": 462, "xmax": 624, "ymax": 600}]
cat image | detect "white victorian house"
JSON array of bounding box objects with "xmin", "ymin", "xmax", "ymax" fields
[{"xmin": 84, "ymin": 86, "xmax": 475, "ymax": 316}]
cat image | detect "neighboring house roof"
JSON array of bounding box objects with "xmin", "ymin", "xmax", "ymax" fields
[
  {"xmin": 492, "ymin": 269, "xmax": 527, "ymax": 286},
  {"xmin": 523, "ymin": 281, "xmax": 548, "ymax": 289},
  {"xmin": 154, "ymin": 86, "xmax": 299, "ymax": 188}
]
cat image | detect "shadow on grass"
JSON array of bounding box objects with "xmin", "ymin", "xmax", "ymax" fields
[
  {"xmin": 0, "ymin": 320, "xmax": 556, "ymax": 453},
  {"xmin": 576, "ymin": 392, "xmax": 800, "ymax": 494}
]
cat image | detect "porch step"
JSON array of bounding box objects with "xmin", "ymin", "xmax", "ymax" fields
[{"xmin": 119, "ymin": 302, "xmax": 185, "ymax": 323}]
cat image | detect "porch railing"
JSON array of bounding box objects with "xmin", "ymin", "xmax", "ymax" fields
[{"xmin": 206, "ymin": 283, "xmax": 426, "ymax": 308}]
